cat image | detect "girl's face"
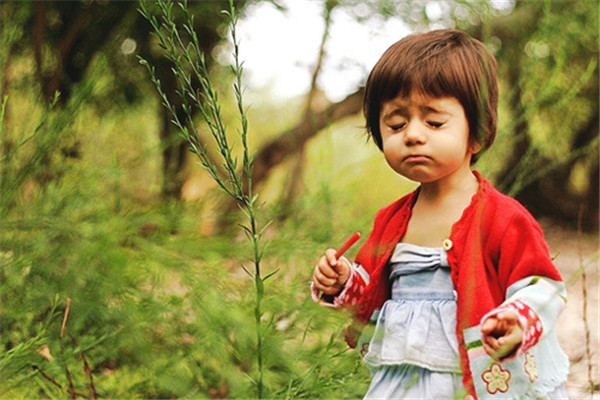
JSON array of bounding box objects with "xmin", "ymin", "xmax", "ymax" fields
[{"xmin": 379, "ymin": 93, "xmax": 478, "ymax": 184}]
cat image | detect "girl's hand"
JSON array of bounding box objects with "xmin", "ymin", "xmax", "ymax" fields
[
  {"xmin": 312, "ymin": 249, "xmax": 351, "ymax": 296},
  {"xmin": 481, "ymin": 311, "xmax": 524, "ymax": 361}
]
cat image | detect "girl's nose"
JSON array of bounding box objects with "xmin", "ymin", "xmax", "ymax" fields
[{"xmin": 404, "ymin": 121, "xmax": 426, "ymax": 145}]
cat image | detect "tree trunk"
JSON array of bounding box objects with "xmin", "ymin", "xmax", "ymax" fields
[
  {"xmin": 159, "ymin": 102, "xmax": 189, "ymax": 199},
  {"xmin": 33, "ymin": 1, "xmax": 136, "ymax": 104}
]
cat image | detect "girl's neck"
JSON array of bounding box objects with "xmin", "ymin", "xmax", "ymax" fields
[
  {"xmin": 418, "ymin": 167, "xmax": 478, "ymax": 205},
  {"xmin": 402, "ymin": 167, "xmax": 479, "ymax": 247}
]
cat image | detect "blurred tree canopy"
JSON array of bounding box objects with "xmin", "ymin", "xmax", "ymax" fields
[
  {"xmin": 1, "ymin": 0, "xmax": 245, "ymax": 198},
  {"xmin": 474, "ymin": 0, "xmax": 598, "ymax": 230},
  {"xmin": 2, "ymin": 0, "xmax": 597, "ymax": 228}
]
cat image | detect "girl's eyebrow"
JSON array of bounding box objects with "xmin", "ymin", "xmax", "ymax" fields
[
  {"xmin": 382, "ymin": 105, "xmax": 450, "ymax": 121},
  {"xmin": 381, "ymin": 108, "xmax": 406, "ymax": 122},
  {"xmin": 420, "ymin": 104, "xmax": 450, "ymax": 115}
]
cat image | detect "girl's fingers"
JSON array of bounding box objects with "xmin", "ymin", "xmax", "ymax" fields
[
  {"xmin": 313, "ymin": 277, "xmax": 341, "ymax": 296},
  {"xmin": 481, "ymin": 312, "xmax": 523, "ymax": 360},
  {"xmin": 317, "ymin": 256, "xmax": 339, "ymax": 279},
  {"xmin": 497, "ymin": 311, "xmax": 518, "ymax": 323},
  {"xmin": 325, "ymin": 248, "xmax": 338, "ymax": 266},
  {"xmin": 312, "ymin": 249, "xmax": 349, "ymax": 296},
  {"xmin": 486, "ymin": 335, "xmax": 501, "ymax": 350},
  {"xmin": 499, "ymin": 326, "xmax": 523, "ymax": 348},
  {"xmin": 481, "ymin": 317, "xmax": 498, "ymax": 334},
  {"xmin": 481, "ymin": 317, "xmax": 503, "ymax": 357},
  {"xmin": 483, "ymin": 336, "xmax": 511, "ymax": 359},
  {"xmin": 332, "ymin": 257, "xmax": 350, "ymax": 277},
  {"xmin": 313, "ymin": 266, "xmax": 337, "ymax": 286},
  {"xmin": 312, "ymin": 279, "xmax": 329, "ymax": 293},
  {"xmin": 482, "ymin": 342, "xmax": 495, "ymax": 356}
]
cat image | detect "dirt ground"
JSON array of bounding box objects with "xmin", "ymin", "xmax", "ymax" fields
[{"xmin": 540, "ymin": 219, "xmax": 599, "ymax": 399}]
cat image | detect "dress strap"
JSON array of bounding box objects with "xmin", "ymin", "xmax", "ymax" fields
[{"xmin": 389, "ymin": 243, "xmax": 449, "ymax": 280}]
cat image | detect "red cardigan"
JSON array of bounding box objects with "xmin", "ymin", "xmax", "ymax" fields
[{"xmin": 348, "ymin": 171, "xmax": 563, "ymax": 397}]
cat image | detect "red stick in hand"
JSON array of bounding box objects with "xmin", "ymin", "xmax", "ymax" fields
[{"xmin": 335, "ymin": 232, "xmax": 362, "ymax": 259}]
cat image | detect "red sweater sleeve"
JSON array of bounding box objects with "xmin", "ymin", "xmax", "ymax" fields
[{"xmin": 493, "ymin": 203, "xmax": 562, "ymax": 293}]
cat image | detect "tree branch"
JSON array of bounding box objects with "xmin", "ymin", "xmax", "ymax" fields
[{"xmin": 251, "ymin": 88, "xmax": 364, "ymax": 187}]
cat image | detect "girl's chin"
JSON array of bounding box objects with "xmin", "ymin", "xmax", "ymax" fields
[
  {"xmin": 395, "ymin": 167, "xmax": 439, "ymax": 183},
  {"xmin": 395, "ymin": 163, "xmax": 472, "ymax": 185}
]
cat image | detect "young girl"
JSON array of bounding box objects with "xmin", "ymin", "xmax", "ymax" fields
[{"xmin": 311, "ymin": 29, "xmax": 569, "ymax": 399}]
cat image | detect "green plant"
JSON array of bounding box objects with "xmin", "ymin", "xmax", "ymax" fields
[{"xmin": 138, "ymin": 1, "xmax": 274, "ymax": 396}]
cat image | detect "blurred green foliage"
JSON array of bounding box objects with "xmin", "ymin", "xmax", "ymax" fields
[
  {"xmin": 0, "ymin": 89, "xmax": 372, "ymax": 397},
  {"xmin": 0, "ymin": 69, "xmax": 374, "ymax": 398}
]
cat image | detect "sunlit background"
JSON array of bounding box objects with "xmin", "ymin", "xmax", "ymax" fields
[{"xmin": 228, "ymin": 0, "xmax": 513, "ymax": 101}]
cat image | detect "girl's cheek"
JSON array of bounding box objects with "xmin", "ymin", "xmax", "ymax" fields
[
  {"xmin": 384, "ymin": 137, "xmax": 403, "ymax": 156},
  {"xmin": 384, "ymin": 150, "xmax": 404, "ymax": 174}
]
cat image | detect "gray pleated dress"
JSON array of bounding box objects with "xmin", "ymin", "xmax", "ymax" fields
[{"xmin": 362, "ymin": 242, "xmax": 465, "ymax": 399}]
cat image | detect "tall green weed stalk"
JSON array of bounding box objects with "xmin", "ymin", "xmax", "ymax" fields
[{"xmin": 138, "ymin": 1, "xmax": 272, "ymax": 397}]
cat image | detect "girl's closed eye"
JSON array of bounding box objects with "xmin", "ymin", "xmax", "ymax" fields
[
  {"xmin": 427, "ymin": 120, "xmax": 445, "ymax": 128},
  {"xmin": 391, "ymin": 123, "xmax": 406, "ymax": 131}
]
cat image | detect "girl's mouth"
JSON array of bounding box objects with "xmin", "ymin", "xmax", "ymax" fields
[{"xmin": 403, "ymin": 155, "xmax": 431, "ymax": 163}]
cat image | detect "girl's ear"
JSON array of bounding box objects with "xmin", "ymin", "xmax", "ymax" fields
[{"xmin": 469, "ymin": 140, "xmax": 482, "ymax": 155}]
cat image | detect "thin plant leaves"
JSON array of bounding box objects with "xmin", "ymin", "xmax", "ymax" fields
[{"xmin": 138, "ymin": 0, "xmax": 273, "ymax": 397}]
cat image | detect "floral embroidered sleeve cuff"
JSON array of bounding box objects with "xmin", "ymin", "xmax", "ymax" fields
[
  {"xmin": 311, "ymin": 258, "xmax": 369, "ymax": 308},
  {"xmin": 480, "ymin": 299, "xmax": 543, "ymax": 361}
]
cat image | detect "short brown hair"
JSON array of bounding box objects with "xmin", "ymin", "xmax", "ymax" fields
[{"xmin": 363, "ymin": 29, "xmax": 498, "ymax": 163}]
